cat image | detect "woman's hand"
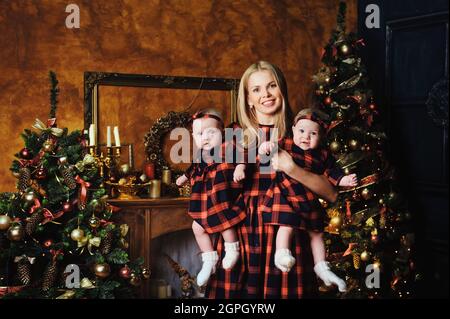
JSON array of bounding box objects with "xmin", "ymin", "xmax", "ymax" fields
[{"xmin": 271, "ymin": 148, "xmax": 295, "ymax": 174}]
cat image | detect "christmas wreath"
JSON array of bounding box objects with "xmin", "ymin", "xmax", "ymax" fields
[{"xmin": 143, "ymin": 111, "xmax": 191, "ymax": 179}]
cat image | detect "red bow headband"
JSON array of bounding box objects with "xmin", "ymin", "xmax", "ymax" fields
[
  {"xmin": 294, "ymin": 112, "xmax": 329, "ymax": 130},
  {"xmin": 191, "ymin": 111, "xmax": 224, "ymax": 127}
]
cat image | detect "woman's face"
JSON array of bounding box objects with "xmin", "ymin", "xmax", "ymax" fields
[
  {"xmin": 247, "ymin": 70, "xmax": 283, "ymax": 119},
  {"xmin": 192, "ymin": 117, "xmax": 223, "ymax": 151}
]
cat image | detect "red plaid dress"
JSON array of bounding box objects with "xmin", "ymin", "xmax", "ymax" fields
[
  {"xmin": 206, "ymin": 124, "xmax": 318, "ymax": 299},
  {"xmin": 260, "ymin": 138, "xmax": 345, "ymax": 232},
  {"xmin": 186, "ymin": 147, "xmax": 246, "ymax": 234}
]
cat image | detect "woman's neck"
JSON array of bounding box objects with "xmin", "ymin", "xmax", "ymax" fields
[{"xmin": 256, "ymin": 113, "xmax": 275, "ymax": 126}]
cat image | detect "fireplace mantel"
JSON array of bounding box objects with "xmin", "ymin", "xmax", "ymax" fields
[{"xmin": 109, "ymin": 197, "xmax": 191, "ymax": 298}]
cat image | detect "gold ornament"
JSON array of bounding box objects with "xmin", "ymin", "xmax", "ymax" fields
[
  {"xmin": 318, "ymin": 198, "xmax": 328, "ymax": 208},
  {"xmin": 7, "ymin": 224, "xmax": 24, "ymax": 241},
  {"xmin": 119, "ymin": 164, "xmax": 131, "ymax": 175},
  {"xmin": 340, "ymin": 43, "xmax": 350, "ymax": 55},
  {"xmin": 329, "ymin": 140, "xmax": 341, "ymax": 153},
  {"xmin": 360, "ymin": 250, "xmax": 371, "ymax": 262},
  {"xmin": 94, "ymin": 263, "xmax": 111, "ymax": 278},
  {"xmin": 336, "ymin": 110, "xmax": 345, "ymax": 120},
  {"xmin": 366, "ymin": 217, "xmax": 375, "ymax": 227},
  {"xmin": 23, "ymin": 191, "xmax": 36, "ymax": 203},
  {"xmin": 0, "ymin": 215, "xmax": 12, "ymax": 231},
  {"xmin": 141, "ymin": 267, "xmax": 151, "ymax": 280},
  {"xmin": 129, "ymin": 273, "xmax": 141, "ymax": 286},
  {"xmin": 70, "ymin": 228, "xmax": 85, "ymax": 241},
  {"xmin": 343, "ymin": 167, "xmax": 351, "ymax": 175},
  {"xmin": 348, "ymin": 139, "xmax": 360, "ymax": 151},
  {"xmin": 43, "ymin": 139, "xmax": 55, "ymax": 152},
  {"xmin": 361, "ymin": 188, "xmax": 372, "ymax": 200},
  {"xmin": 388, "ymin": 191, "xmax": 397, "ymax": 202},
  {"xmin": 330, "ymin": 216, "xmax": 343, "ymax": 229},
  {"xmin": 353, "ymin": 253, "xmax": 361, "ymax": 269},
  {"xmin": 378, "ymin": 198, "xmax": 385, "ymax": 205},
  {"xmin": 80, "ymin": 277, "xmax": 95, "ymax": 289},
  {"xmin": 88, "ymin": 216, "xmax": 101, "ymax": 228}
]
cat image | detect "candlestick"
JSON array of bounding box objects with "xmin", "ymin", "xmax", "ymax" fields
[
  {"xmin": 161, "ymin": 167, "xmax": 172, "ymax": 185},
  {"xmin": 89, "ymin": 124, "xmax": 95, "ymax": 146},
  {"xmin": 106, "ymin": 126, "xmax": 112, "ymax": 147},
  {"xmin": 128, "ymin": 144, "xmax": 134, "ymax": 169},
  {"xmin": 113, "ymin": 126, "xmax": 121, "ymax": 147},
  {"xmin": 149, "ymin": 179, "xmax": 161, "ymax": 198}
]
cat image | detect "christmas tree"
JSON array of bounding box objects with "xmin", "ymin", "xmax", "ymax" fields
[
  {"xmin": 0, "ymin": 72, "xmax": 149, "ymax": 299},
  {"xmin": 312, "ymin": 2, "xmax": 417, "ymax": 298}
]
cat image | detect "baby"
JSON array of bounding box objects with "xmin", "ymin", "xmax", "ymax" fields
[
  {"xmin": 258, "ymin": 108, "xmax": 357, "ymax": 292},
  {"xmin": 176, "ymin": 109, "xmax": 245, "ymax": 286}
]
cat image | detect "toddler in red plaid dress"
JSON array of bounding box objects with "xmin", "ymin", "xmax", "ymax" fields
[
  {"xmin": 176, "ymin": 109, "xmax": 246, "ymax": 287},
  {"xmin": 259, "ymin": 108, "xmax": 357, "ymax": 292}
]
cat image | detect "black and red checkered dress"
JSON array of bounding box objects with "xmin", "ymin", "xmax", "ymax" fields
[
  {"xmin": 185, "ymin": 146, "xmax": 246, "ymax": 234},
  {"xmin": 260, "ymin": 137, "xmax": 344, "ymax": 232},
  {"xmin": 206, "ymin": 124, "xmax": 318, "ymax": 299}
]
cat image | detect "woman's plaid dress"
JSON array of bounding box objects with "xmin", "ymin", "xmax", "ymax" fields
[
  {"xmin": 206, "ymin": 124, "xmax": 318, "ymax": 299},
  {"xmin": 260, "ymin": 137, "xmax": 344, "ymax": 232}
]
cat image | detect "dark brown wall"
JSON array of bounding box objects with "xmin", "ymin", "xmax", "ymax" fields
[{"xmin": 0, "ymin": 0, "xmax": 357, "ymax": 192}]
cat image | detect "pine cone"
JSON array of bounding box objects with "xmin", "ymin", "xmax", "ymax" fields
[
  {"xmin": 353, "ymin": 253, "xmax": 361, "ymax": 269},
  {"xmin": 100, "ymin": 231, "xmax": 114, "ymax": 255},
  {"xmin": 42, "ymin": 260, "xmax": 58, "ymax": 291},
  {"xmin": 60, "ymin": 166, "xmax": 77, "ymax": 189},
  {"xmin": 16, "ymin": 258, "xmax": 32, "ymax": 286},
  {"xmin": 25, "ymin": 209, "xmax": 44, "ymax": 236},
  {"xmin": 19, "ymin": 167, "xmax": 31, "ymax": 192}
]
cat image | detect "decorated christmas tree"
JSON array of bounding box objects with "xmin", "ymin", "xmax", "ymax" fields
[
  {"xmin": 312, "ymin": 2, "xmax": 418, "ymax": 298},
  {"xmin": 0, "ymin": 72, "xmax": 149, "ymax": 299}
]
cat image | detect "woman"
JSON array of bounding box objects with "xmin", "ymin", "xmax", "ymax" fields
[{"xmin": 205, "ymin": 61, "xmax": 338, "ymax": 299}]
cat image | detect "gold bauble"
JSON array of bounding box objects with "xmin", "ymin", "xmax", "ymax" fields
[
  {"xmin": 348, "ymin": 139, "xmax": 360, "ymax": 151},
  {"xmin": 141, "ymin": 267, "xmax": 151, "ymax": 280},
  {"xmin": 94, "ymin": 263, "xmax": 111, "ymax": 278},
  {"xmin": 378, "ymin": 198, "xmax": 385, "ymax": 205},
  {"xmin": 329, "ymin": 141, "xmax": 341, "ymax": 153},
  {"xmin": 343, "ymin": 167, "xmax": 351, "ymax": 175},
  {"xmin": 129, "ymin": 273, "xmax": 141, "ymax": 286},
  {"xmin": 361, "ymin": 188, "xmax": 372, "ymax": 200},
  {"xmin": 388, "ymin": 191, "xmax": 397, "ymax": 201},
  {"xmin": 88, "ymin": 216, "xmax": 101, "ymax": 228},
  {"xmin": 70, "ymin": 228, "xmax": 85, "ymax": 241},
  {"xmin": 330, "ymin": 215, "xmax": 343, "ymax": 228},
  {"xmin": 336, "ymin": 110, "xmax": 345, "ymax": 120},
  {"xmin": 23, "ymin": 191, "xmax": 36, "ymax": 203},
  {"xmin": 7, "ymin": 224, "xmax": 24, "ymax": 241},
  {"xmin": 0, "ymin": 214, "xmax": 12, "ymax": 230},
  {"xmin": 340, "ymin": 43, "xmax": 350, "ymax": 55},
  {"xmin": 360, "ymin": 250, "xmax": 371, "ymax": 262},
  {"xmin": 119, "ymin": 164, "xmax": 130, "ymax": 175},
  {"xmin": 119, "ymin": 238, "xmax": 129, "ymax": 249},
  {"xmin": 43, "ymin": 139, "xmax": 55, "ymax": 152}
]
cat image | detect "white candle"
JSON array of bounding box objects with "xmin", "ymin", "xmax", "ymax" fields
[
  {"xmin": 113, "ymin": 126, "xmax": 121, "ymax": 147},
  {"xmin": 89, "ymin": 124, "xmax": 95, "ymax": 146},
  {"xmin": 106, "ymin": 126, "xmax": 112, "ymax": 147}
]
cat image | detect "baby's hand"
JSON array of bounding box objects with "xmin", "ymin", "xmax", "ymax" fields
[
  {"xmin": 176, "ymin": 175, "xmax": 189, "ymax": 186},
  {"xmin": 339, "ymin": 174, "xmax": 358, "ymax": 187},
  {"xmin": 258, "ymin": 141, "xmax": 275, "ymax": 155},
  {"xmin": 233, "ymin": 164, "xmax": 246, "ymax": 183}
]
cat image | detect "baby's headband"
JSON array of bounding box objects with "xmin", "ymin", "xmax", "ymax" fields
[
  {"xmin": 191, "ymin": 111, "xmax": 224, "ymax": 126},
  {"xmin": 294, "ymin": 112, "xmax": 329, "ymax": 130}
]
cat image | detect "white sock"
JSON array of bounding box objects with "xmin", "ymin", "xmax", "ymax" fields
[
  {"xmin": 274, "ymin": 248, "xmax": 296, "ymax": 273},
  {"xmin": 222, "ymin": 241, "xmax": 240, "ymax": 270},
  {"xmin": 196, "ymin": 251, "xmax": 219, "ymax": 286}
]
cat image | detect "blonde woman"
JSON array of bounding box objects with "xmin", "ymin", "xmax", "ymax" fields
[{"xmin": 206, "ymin": 61, "xmax": 339, "ymax": 298}]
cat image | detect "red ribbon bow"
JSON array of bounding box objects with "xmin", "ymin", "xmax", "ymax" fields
[{"xmin": 75, "ymin": 175, "xmax": 91, "ymax": 209}]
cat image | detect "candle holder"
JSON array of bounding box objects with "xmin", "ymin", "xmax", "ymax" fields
[{"xmin": 106, "ymin": 176, "xmax": 151, "ymax": 200}]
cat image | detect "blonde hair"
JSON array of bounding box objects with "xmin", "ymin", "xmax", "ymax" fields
[{"xmin": 236, "ymin": 61, "xmax": 293, "ymax": 146}]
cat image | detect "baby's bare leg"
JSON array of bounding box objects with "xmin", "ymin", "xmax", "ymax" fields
[
  {"xmin": 221, "ymin": 227, "xmax": 240, "ymax": 270},
  {"xmin": 274, "ymin": 226, "xmax": 296, "ymax": 272},
  {"xmin": 308, "ymin": 231, "xmax": 326, "ymax": 265},
  {"xmin": 192, "ymin": 221, "xmax": 214, "ymax": 252}
]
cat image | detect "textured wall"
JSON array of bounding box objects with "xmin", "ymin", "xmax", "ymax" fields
[{"xmin": 0, "ymin": 0, "xmax": 357, "ymax": 192}]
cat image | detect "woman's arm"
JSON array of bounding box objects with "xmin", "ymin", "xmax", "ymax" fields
[{"xmin": 271, "ymin": 149, "xmax": 338, "ymax": 203}]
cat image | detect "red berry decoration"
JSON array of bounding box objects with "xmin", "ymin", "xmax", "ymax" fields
[
  {"xmin": 119, "ymin": 266, "xmax": 132, "ymax": 279},
  {"xmin": 35, "ymin": 167, "xmax": 47, "ymax": 180},
  {"xmin": 43, "ymin": 239, "xmax": 53, "ymax": 248},
  {"xmin": 62, "ymin": 201, "xmax": 73, "ymax": 213},
  {"xmin": 324, "ymin": 96, "xmax": 332, "ymax": 105},
  {"xmin": 20, "ymin": 148, "xmax": 33, "ymax": 159}
]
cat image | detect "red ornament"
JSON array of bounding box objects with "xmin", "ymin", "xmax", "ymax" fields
[
  {"xmin": 119, "ymin": 266, "xmax": 132, "ymax": 279},
  {"xmin": 20, "ymin": 148, "xmax": 32, "ymax": 159},
  {"xmin": 43, "ymin": 239, "xmax": 53, "ymax": 248},
  {"xmin": 35, "ymin": 167, "xmax": 47, "ymax": 180},
  {"xmin": 62, "ymin": 201, "xmax": 73, "ymax": 213},
  {"xmin": 369, "ymin": 103, "xmax": 376, "ymax": 110},
  {"xmin": 324, "ymin": 96, "xmax": 332, "ymax": 105}
]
